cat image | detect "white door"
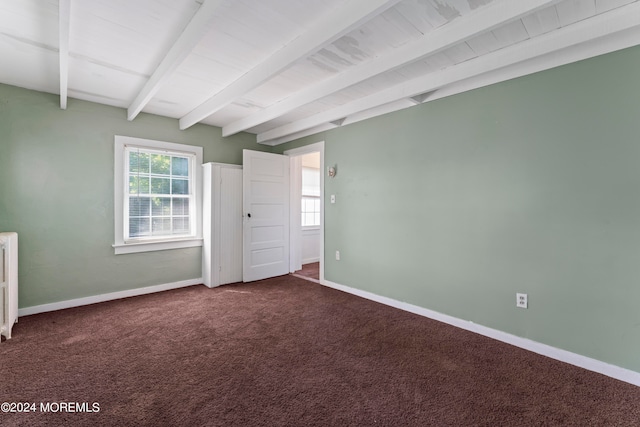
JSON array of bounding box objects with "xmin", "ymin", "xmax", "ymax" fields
[
  {"xmin": 202, "ymin": 163, "xmax": 243, "ymax": 288},
  {"xmin": 243, "ymin": 150, "xmax": 290, "ymax": 282}
]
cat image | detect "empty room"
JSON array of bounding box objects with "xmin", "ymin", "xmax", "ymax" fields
[{"xmin": 1, "ymin": 0, "xmax": 640, "ymax": 425}]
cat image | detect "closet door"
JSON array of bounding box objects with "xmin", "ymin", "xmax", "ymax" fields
[
  {"xmin": 218, "ymin": 166, "xmax": 243, "ymax": 284},
  {"xmin": 202, "ymin": 163, "xmax": 243, "ymax": 287}
]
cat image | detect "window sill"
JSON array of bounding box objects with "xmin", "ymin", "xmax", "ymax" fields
[
  {"xmin": 302, "ymin": 226, "xmax": 321, "ymax": 232},
  {"xmin": 113, "ymin": 238, "xmax": 203, "ymax": 255}
]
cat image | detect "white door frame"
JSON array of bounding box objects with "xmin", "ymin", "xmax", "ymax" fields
[{"xmin": 284, "ymin": 141, "xmax": 325, "ymax": 284}]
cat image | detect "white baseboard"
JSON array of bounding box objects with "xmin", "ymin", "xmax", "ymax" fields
[
  {"xmin": 322, "ymin": 279, "xmax": 640, "ymax": 387},
  {"xmin": 18, "ymin": 278, "xmax": 203, "ymax": 317},
  {"xmin": 302, "ymin": 258, "xmax": 320, "ymax": 265}
]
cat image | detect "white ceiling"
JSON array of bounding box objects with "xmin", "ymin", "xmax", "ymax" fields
[{"xmin": 1, "ymin": 0, "xmax": 639, "ymax": 145}]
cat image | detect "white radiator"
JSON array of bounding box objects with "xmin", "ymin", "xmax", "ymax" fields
[{"xmin": 0, "ymin": 232, "xmax": 18, "ymax": 341}]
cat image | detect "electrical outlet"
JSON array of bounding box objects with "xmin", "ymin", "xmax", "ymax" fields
[
  {"xmin": 335, "ymin": 250, "xmax": 340, "ymax": 261},
  {"xmin": 516, "ymin": 293, "xmax": 528, "ymax": 309}
]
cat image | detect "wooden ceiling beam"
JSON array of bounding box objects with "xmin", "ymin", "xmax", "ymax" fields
[
  {"xmin": 178, "ymin": 0, "xmax": 403, "ymax": 130},
  {"xmin": 257, "ymin": 2, "xmax": 640, "ymax": 144},
  {"xmin": 223, "ymin": 0, "xmax": 561, "ymax": 136},
  {"xmin": 59, "ymin": 0, "xmax": 71, "ymax": 110},
  {"xmin": 409, "ymin": 91, "xmax": 436, "ymax": 105},
  {"xmin": 127, "ymin": 0, "xmax": 223, "ymax": 121},
  {"xmin": 259, "ymin": 124, "xmax": 337, "ymax": 146}
]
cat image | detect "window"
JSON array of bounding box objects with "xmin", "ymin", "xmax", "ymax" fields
[
  {"xmin": 301, "ymin": 196, "xmax": 320, "ymax": 227},
  {"xmin": 301, "ymin": 166, "xmax": 320, "ymax": 227},
  {"xmin": 114, "ymin": 136, "xmax": 203, "ymax": 254},
  {"xmin": 127, "ymin": 148, "xmax": 192, "ymax": 238}
]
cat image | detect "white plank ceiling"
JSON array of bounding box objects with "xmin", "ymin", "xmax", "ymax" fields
[{"xmin": 1, "ymin": 0, "xmax": 639, "ymax": 145}]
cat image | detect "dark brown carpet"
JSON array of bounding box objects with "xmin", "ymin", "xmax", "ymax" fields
[
  {"xmin": 294, "ymin": 262, "xmax": 320, "ymax": 280},
  {"xmin": 1, "ymin": 275, "xmax": 638, "ymax": 426}
]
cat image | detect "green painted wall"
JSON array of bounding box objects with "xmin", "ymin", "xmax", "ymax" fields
[
  {"xmin": 0, "ymin": 84, "xmax": 268, "ymax": 308},
  {"xmin": 277, "ymin": 46, "xmax": 640, "ymax": 373}
]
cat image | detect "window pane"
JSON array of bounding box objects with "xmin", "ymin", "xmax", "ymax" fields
[
  {"xmin": 140, "ymin": 153, "xmax": 150, "ymax": 173},
  {"xmin": 129, "ymin": 176, "xmax": 150, "ymax": 194},
  {"xmin": 172, "ymin": 218, "xmax": 189, "ymax": 233},
  {"xmin": 129, "ymin": 176, "xmax": 138, "ymax": 195},
  {"xmin": 129, "ymin": 197, "xmax": 150, "ymax": 217},
  {"xmin": 151, "ymin": 177, "xmax": 170, "ymax": 194},
  {"xmin": 172, "ymin": 198, "xmax": 189, "ymax": 216},
  {"xmin": 129, "ymin": 152, "xmax": 149, "ymax": 174},
  {"xmin": 172, "ymin": 157, "xmax": 189, "ymax": 176},
  {"xmin": 151, "ymin": 197, "xmax": 171, "ymax": 216},
  {"xmin": 172, "ymin": 179, "xmax": 188, "ymax": 195},
  {"xmin": 152, "ymin": 218, "xmax": 171, "ymax": 235},
  {"xmin": 304, "ymin": 213, "xmax": 314, "ymax": 226},
  {"xmin": 130, "ymin": 218, "xmax": 150, "ymax": 237},
  {"xmin": 151, "ymin": 154, "xmax": 171, "ymax": 175},
  {"xmin": 129, "ymin": 152, "xmax": 139, "ymax": 173},
  {"xmin": 301, "ymin": 196, "xmax": 320, "ymax": 226}
]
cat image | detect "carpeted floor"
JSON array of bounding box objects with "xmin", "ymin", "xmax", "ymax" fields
[
  {"xmin": 293, "ymin": 262, "xmax": 320, "ymax": 281},
  {"xmin": 1, "ymin": 275, "xmax": 638, "ymax": 426}
]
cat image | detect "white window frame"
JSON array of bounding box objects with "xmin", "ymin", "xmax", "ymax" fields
[
  {"xmin": 301, "ymin": 166, "xmax": 321, "ymax": 229},
  {"xmin": 301, "ymin": 195, "xmax": 321, "ymax": 229},
  {"xmin": 113, "ymin": 135, "xmax": 203, "ymax": 255}
]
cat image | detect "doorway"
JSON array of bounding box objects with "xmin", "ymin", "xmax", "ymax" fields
[{"xmin": 284, "ymin": 142, "xmax": 325, "ymax": 283}]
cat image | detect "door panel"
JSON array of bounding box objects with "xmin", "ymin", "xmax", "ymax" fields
[{"xmin": 243, "ymin": 150, "xmax": 290, "ymax": 282}]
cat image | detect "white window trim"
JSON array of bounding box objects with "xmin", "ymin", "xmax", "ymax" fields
[{"xmin": 113, "ymin": 135, "xmax": 203, "ymax": 255}]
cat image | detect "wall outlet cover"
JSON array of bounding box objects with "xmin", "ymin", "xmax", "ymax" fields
[{"xmin": 516, "ymin": 293, "xmax": 528, "ymax": 309}]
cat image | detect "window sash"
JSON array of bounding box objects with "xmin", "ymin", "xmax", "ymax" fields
[
  {"xmin": 123, "ymin": 146, "xmax": 196, "ymax": 242},
  {"xmin": 301, "ymin": 195, "xmax": 321, "ymax": 227}
]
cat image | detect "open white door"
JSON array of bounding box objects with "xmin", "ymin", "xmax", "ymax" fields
[{"xmin": 243, "ymin": 150, "xmax": 290, "ymax": 282}]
